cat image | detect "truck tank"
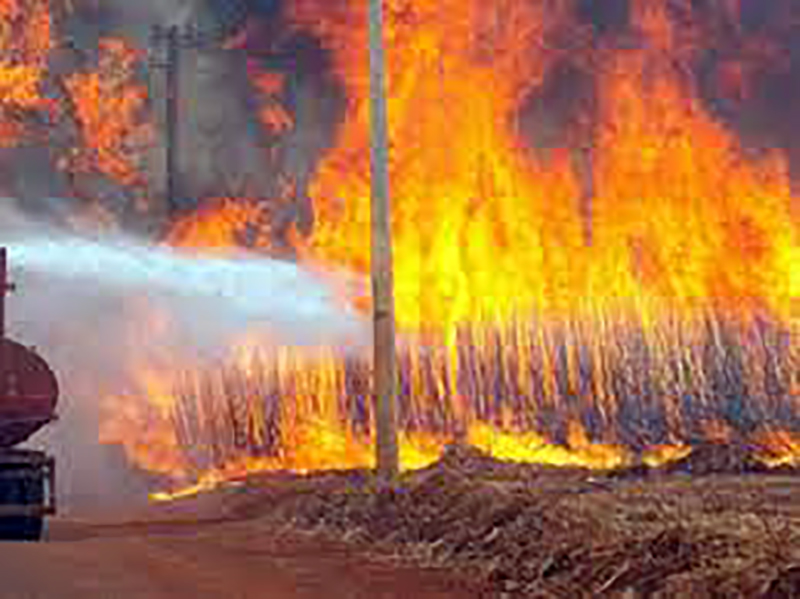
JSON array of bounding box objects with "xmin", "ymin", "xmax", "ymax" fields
[
  {"xmin": 0, "ymin": 338, "xmax": 59, "ymax": 448},
  {"xmin": 0, "ymin": 247, "xmax": 58, "ymax": 541}
]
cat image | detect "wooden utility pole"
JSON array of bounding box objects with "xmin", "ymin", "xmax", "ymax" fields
[{"xmin": 368, "ymin": 0, "xmax": 400, "ymax": 482}]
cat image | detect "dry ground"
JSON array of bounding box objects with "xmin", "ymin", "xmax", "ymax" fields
[
  {"xmin": 0, "ymin": 516, "xmax": 475, "ymax": 599},
  {"xmin": 152, "ymin": 445, "xmax": 799, "ymax": 598},
  {"xmin": 1, "ymin": 444, "xmax": 798, "ymax": 598}
]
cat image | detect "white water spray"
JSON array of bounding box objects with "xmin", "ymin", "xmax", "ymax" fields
[
  {"xmin": 1, "ymin": 226, "xmax": 367, "ymax": 513},
  {"xmin": 9, "ymin": 234, "xmax": 366, "ymax": 349}
]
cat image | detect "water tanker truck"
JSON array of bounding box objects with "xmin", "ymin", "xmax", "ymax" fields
[{"xmin": 0, "ymin": 247, "xmax": 58, "ymax": 540}]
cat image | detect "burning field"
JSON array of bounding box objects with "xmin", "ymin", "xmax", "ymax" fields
[
  {"xmin": 87, "ymin": 0, "xmax": 797, "ymax": 490},
  {"xmin": 0, "ymin": 0, "xmax": 796, "ymax": 594},
  {"xmin": 0, "ymin": 0, "xmax": 797, "ymax": 545}
]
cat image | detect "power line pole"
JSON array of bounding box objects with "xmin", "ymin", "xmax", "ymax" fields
[
  {"xmin": 148, "ymin": 16, "xmax": 250, "ymax": 225},
  {"xmin": 164, "ymin": 26, "xmax": 180, "ymax": 218},
  {"xmin": 368, "ymin": 0, "xmax": 399, "ymax": 483},
  {"xmin": 149, "ymin": 25, "xmax": 182, "ymax": 221}
]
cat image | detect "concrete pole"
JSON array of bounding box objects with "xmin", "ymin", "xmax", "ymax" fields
[
  {"xmin": 148, "ymin": 25, "xmax": 182, "ymax": 229},
  {"xmin": 368, "ymin": 0, "xmax": 399, "ymax": 483},
  {"xmin": 0, "ymin": 248, "xmax": 7, "ymax": 341},
  {"xmin": 164, "ymin": 25, "xmax": 181, "ymax": 218},
  {"xmin": 0, "ymin": 248, "xmax": 15, "ymax": 397}
]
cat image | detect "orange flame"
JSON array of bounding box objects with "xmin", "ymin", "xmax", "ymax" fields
[
  {"xmin": 166, "ymin": 197, "xmax": 273, "ymax": 253},
  {"xmin": 289, "ymin": 0, "xmax": 796, "ymax": 332},
  {"xmin": 754, "ymin": 430, "xmax": 800, "ymax": 468},
  {"xmin": 0, "ymin": 0, "xmax": 53, "ymax": 146},
  {"xmin": 82, "ymin": 1, "xmax": 799, "ymax": 491},
  {"xmin": 250, "ymin": 69, "xmax": 294, "ymax": 134},
  {"xmin": 588, "ymin": 2, "xmax": 796, "ymax": 323},
  {"xmin": 64, "ymin": 37, "xmax": 152, "ymax": 186},
  {"xmin": 292, "ymin": 0, "xmax": 586, "ymax": 333}
]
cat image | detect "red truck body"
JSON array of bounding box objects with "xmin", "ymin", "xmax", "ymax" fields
[{"xmin": 0, "ymin": 248, "xmax": 58, "ymax": 540}]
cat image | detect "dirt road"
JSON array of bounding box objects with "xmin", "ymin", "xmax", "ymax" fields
[{"xmin": 0, "ymin": 517, "xmax": 478, "ymax": 599}]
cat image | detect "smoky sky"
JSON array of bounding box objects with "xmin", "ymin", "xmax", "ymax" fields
[
  {"xmin": 515, "ymin": 0, "xmax": 800, "ymax": 185},
  {"xmin": 238, "ymin": 0, "xmax": 800, "ymax": 187},
  {"xmin": 11, "ymin": 0, "xmax": 800, "ymax": 238},
  {"xmin": 71, "ymin": 0, "xmax": 800, "ymax": 177},
  {"xmin": 692, "ymin": 0, "xmax": 800, "ymax": 184}
]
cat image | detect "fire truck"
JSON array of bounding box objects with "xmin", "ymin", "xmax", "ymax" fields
[{"xmin": 0, "ymin": 248, "xmax": 58, "ymax": 541}]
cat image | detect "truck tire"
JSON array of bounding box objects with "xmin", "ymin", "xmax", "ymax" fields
[
  {"xmin": 0, "ymin": 515, "xmax": 42, "ymax": 541},
  {"xmin": 0, "ymin": 465, "xmax": 45, "ymax": 541}
]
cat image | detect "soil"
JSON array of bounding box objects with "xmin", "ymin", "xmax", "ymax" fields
[
  {"xmin": 169, "ymin": 443, "xmax": 798, "ymax": 598},
  {"xmin": 1, "ymin": 443, "xmax": 797, "ymax": 598},
  {"xmin": 0, "ymin": 517, "xmax": 477, "ymax": 599}
]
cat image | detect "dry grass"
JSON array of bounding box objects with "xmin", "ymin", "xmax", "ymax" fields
[
  {"xmin": 197, "ymin": 445, "xmax": 800, "ymax": 598},
  {"xmin": 162, "ymin": 314, "xmax": 798, "ymax": 596},
  {"xmin": 170, "ymin": 315, "xmax": 797, "ymax": 474}
]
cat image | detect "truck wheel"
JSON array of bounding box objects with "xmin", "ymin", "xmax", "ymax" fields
[
  {"xmin": 0, "ymin": 516, "xmax": 42, "ymax": 541},
  {"xmin": 0, "ymin": 464, "xmax": 45, "ymax": 541}
]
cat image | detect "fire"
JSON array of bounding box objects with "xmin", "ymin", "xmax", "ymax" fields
[
  {"xmin": 0, "ymin": 1, "xmax": 794, "ymax": 494},
  {"xmin": 138, "ymin": 310, "xmax": 795, "ymax": 501},
  {"xmin": 99, "ymin": 370, "xmax": 191, "ymax": 478},
  {"xmin": 166, "ymin": 197, "xmax": 273, "ymax": 253},
  {"xmin": 0, "ymin": 0, "xmax": 53, "ymax": 146},
  {"xmin": 751, "ymin": 430, "xmax": 800, "ymax": 468},
  {"xmin": 292, "ymin": 0, "xmax": 584, "ymax": 332},
  {"xmin": 249, "ymin": 68, "xmax": 294, "ymax": 135},
  {"xmin": 132, "ymin": 1, "xmax": 798, "ymax": 493},
  {"xmin": 467, "ymin": 421, "xmax": 631, "ymax": 470},
  {"xmin": 98, "ymin": 302, "xmax": 201, "ymax": 479},
  {"xmin": 290, "ymin": 0, "xmax": 796, "ymax": 330},
  {"xmin": 64, "ymin": 37, "xmax": 152, "ymax": 187},
  {"xmin": 589, "ymin": 2, "xmax": 796, "ymax": 324}
]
